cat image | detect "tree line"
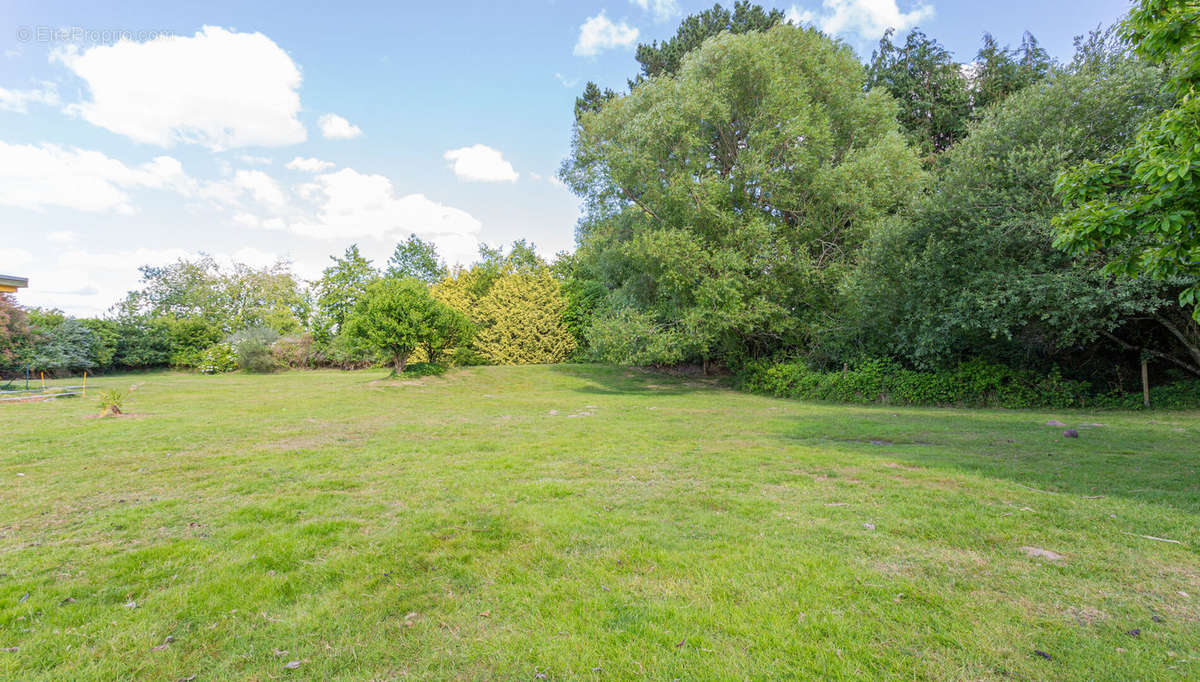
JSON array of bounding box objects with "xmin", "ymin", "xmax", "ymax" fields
[
  {"xmin": 0, "ymin": 238, "xmax": 580, "ymax": 376},
  {"xmin": 2, "ymin": 0, "xmax": 1196, "ymax": 407},
  {"xmin": 559, "ymin": 0, "xmax": 1199, "ymax": 400}
]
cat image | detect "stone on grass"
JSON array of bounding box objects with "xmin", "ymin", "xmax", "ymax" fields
[
  {"xmin": 1019, "ymin": 546, "xmax": 1065, "ymax": 561},
  {"xmin": 1064, "ymin": 429, "xmax": 1079, "ymax": 438}
]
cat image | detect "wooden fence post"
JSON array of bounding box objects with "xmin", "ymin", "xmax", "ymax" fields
[{"xmin": 1141, "ymin": 357, "xmax": 1150, "ymax": 408}]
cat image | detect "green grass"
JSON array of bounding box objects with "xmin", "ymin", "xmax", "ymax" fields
[{"xmin": 1, "ymin": 366, "xmax": 1197, "ymax": 680}]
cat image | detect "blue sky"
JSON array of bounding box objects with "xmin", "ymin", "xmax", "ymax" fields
[{"xmin": 1, "ymin": 0, "xmax": 1131, "ymax": 316}]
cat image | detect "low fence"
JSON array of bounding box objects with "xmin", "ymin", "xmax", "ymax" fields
[{"xmin": 0, "ymin": 371, "xmax": 88, "ymax": 403}]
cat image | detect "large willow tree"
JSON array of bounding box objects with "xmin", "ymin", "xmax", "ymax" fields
[{"xmin": 561, "ymin": 25, "xmax": 925, "ymax": 366}]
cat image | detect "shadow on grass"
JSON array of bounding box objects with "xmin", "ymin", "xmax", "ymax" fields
[
  {"xmin": 550, "ymin": 364, "xmax": 725, "ymax": 396},
  {"xmin": 777, "ymin": 407, "xmax": 1200, "ymax": 515}
]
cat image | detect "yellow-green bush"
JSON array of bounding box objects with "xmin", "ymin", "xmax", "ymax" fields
[{"xmin": 436, "ymin": 268, "xmax": 575, "ymax": 365}]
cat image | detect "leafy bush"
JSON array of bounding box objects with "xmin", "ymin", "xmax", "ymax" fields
[
  {"xmin": 272, "ymin": 335, "xmax": 318, "ymax": 369},
  {"xmin": 472, "ymin": 270, "xmax": 574, "ymax": 365},
  {"xmin": 197, "ymin": 343, "xmax": 237, "ymax": 374},
  {"xmin": 737, "ymin": 358, "xmax": 1200, "ymax": 409},
  {"xmin": 229, "ymin": 327, "xmax": 280, "ymax": 373},
  {"xmin": 399, "ymin": 362, "xmax": 447, "ymax": 377}
]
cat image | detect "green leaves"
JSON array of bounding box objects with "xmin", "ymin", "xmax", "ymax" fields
[
  {"xmin": 565, "ymin": 25, "xmax": 925, "ymax": 366},
  {"xmin": 1054, "ymin": 0, "xmax": 1200, "ymax": 321},
  {"xmin": 344, "ymin": 278, "xmax": 466, "ymax": 372}
]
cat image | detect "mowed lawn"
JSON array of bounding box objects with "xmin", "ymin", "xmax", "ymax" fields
[{"xmin": 0, "ymin": 367, "xmax": 1197, "ymax": 680}]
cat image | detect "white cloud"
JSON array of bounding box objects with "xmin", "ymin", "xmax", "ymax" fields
[
  {"xmin": 318, "ymin": 113, "xmax": 363, "ymax": 140},
  {"xmin": 443, "ymin": 144, "xmax": 519, "ymax": 183},
  {"xmin": 0, "ymin": 247, "xmax": 35, "ymax": 269},
  {"xmin": 574, "ymin": 13, "xmax": 639, "ymax": 57},
  {"xmin": 0, "ymin": 141, "xmax": 191, "ymax": 214},
  {"xmin": 285, "ymin": 156, "xmax": 335, "ymax": 172},
  {"xmin": 787, "ymin": 0, "xmax": 934, "ymax": 39},
  {"xmin": 554, "ymin": 72, "xmax": 579, "ymax": 88},
  {"xmin": 233, "ymin": 169, "xmax": 286, "ymax": 208},
  {"xmin": 53, "ymin": 26, "xmax": 306, "ymax": 150},
  {"xmin": 46, "ymin": 230, "xmax": 78, "ymax": 244},
  {"xmin": 630, "ymin": 0, "xmax": 680, "ymax": 22},
  {"xmin": 0, "ymin": 83, "xmax": 60, "ymax": 113},
  {"xmin": 237, "ymin": 154, "xmax": 272, "ymax": 165},
  {"xmin": 260, "ymin": 167, "xmax": 482, "ymax": 265}
]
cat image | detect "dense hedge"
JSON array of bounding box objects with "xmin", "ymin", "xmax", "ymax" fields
[{"xmin": 739, "ymin": 358, "xmax": 1200, "ymax": 410}]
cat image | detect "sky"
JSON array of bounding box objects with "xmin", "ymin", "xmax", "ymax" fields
[{"xmin": 1, "ymin": 0, "xmax": 1132, "ymax": 316}]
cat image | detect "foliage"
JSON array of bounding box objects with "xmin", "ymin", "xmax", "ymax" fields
[
  {"xmin": 96, "ymin": 388, "xmax": 126, "ymax": 416},
  {"xmin": 110, "ymin": 316, "xmax": 174, "ymax": 369},
  {"xmin": 386, "ymin": 234, "xmax": 448, "ymax": 284},
  {"xmin": 344, "ymin": 277, "xmax": 462, "ymax": 373},
  {"xmin": 271, "ymin": 335, "xmax": 319, "ymax": 369},
  {"xmin": 314, "ymin": 245, "xmax": 378, "ymax": 333},
  {"xmin": 740, "ymin": 357, "xmax": 1200, "ymax": 409},
  {"xmin": 1054, "ymin": 0, "xmax": 1200, "ymax": 321},
  {"xmin": 229, "ymin": 327, "xmax": 280, "ymax": 373},
  {"xmin": 575, "ymin": 2, "xmax": 783, "ymax": 119},
  {"xmin": 867, "ymin": 28, "xmax": 972, "ymax": 157},
  {"xmin": 838, "ymin": 42, "xmax": 1199, "ymax": 378},
  {"xmin": 78, "ymin": 318, "xmax": 119, "ymax": 369},
  {"xmin": 118, "ymin": 255, "xmax": 307, "ymax": 335},
  {"xmin": 27, "ymin": 316, "xmax": 96, "ymax": 375},
  {"xmin": 633, "ymin": 1, "xmax": 784, "ymax": 80},
  {"xmin": 0, "ymin": 294, "xmax": 32, "ymax": 369},
  {"xmin": 472, "ymin": 270, "xmax": 576, "ymax": 365},
  {"xmin": 397, "ymin": 361, "xmax": 447, "ymax": 377},
  {"xmin": 563, "ymin": 25, "xmax": 926, "ymax": 367},
  {"xmin": 971, "ymin": 32, "xmax": 1053, "ymax": 112},
  {"xmin": 197, "ymin": 343, "xmax": 237, "ymax": 374}
]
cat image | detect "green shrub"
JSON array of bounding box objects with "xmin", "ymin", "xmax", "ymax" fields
[
  {"xmin": 398, "ymin": 362, "xmax": 446, "ymax": 377},
  {"xmin": 197, "ymin": 343, "xmax": 237, "ymax": 374},
  {"xmin": 738, "ymin": 358, "xmax": 1199, "ymax": 409},
  {"xmin": 272, "ymin": 335, "xmax": 317, "ymax": 369},
  {"xmin": 229, "ymin": 327, "xmax": 279, "ymax": 373}
]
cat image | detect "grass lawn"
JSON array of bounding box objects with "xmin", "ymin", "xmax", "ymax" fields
[{"xmin": 1, "ymin": 366, "xmax": 1197, "ymax": 680}]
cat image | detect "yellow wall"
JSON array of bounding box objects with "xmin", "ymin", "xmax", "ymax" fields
[{"xmin": 0, "ymin": 285, "xmax": 17, "ymax": 293}]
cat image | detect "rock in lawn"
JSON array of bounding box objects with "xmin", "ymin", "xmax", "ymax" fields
[
  {"xmin": 1045, "ymin": 420, "xmax": 1066, "ymax": 427},
  {"xmin": 1064, "ymin": 429, "xmax": 1079, "ymax": 438},
  {"xmin": 1020, "ymin": 546, "xmax": 1065, "ymax": 561},
  {"xmin": 284, "ymin": 660, "xmax": 302, "ymax": 670}
]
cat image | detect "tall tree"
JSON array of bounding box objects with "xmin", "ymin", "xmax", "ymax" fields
[
  {"xmin": 314, "ymin": 245, "xmax": 378, "ymax": 332},
  {"xmin": 1054, "ymin": 0, "xmax": 1200, "ymax": 321},
  {"xmin": 841, "ymin": 41, "xmax": 1199, "ymax": 377},
  {"xmin": 970, "ymin": 31, "xmax": 1052, "ymax": 112},
  {"xmin": 575, "ymin": 2, "xmax": 783, "ymax": 122},
  {"xmin": 563, "ymin": 25, "xmax": 925, "ymax": 365},
  {"xmin": 633, "ymin": 1, "xmax": 784, "ymax": 81},
  {"xmin": 386, "ymin": 234, "xmax": 448, "ymax": 283},
  {"xmin": 866, "ymin": 29, "xmax": 972, "ymax": 157},
  {"xmin": 121, "ymin": 255, "xmax": 306, "ymax": 334}
]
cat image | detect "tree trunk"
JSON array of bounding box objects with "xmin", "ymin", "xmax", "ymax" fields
[{"xmin": 394, "ymin": 353, "xmax": 408, "ymax": 374}]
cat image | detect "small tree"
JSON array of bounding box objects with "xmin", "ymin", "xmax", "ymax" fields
[
  {"xmin": 420, "ymin": 303, "xmax": 472, "ymax": 365},
  {"xmin": 344, "ymin": 278, "xmax": 462, "ymax": 373}
]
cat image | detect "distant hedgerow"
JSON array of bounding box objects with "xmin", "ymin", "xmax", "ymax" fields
[{"xmin": 739, "ymin": 358, "xmax": 1200, "ymax": 410}]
